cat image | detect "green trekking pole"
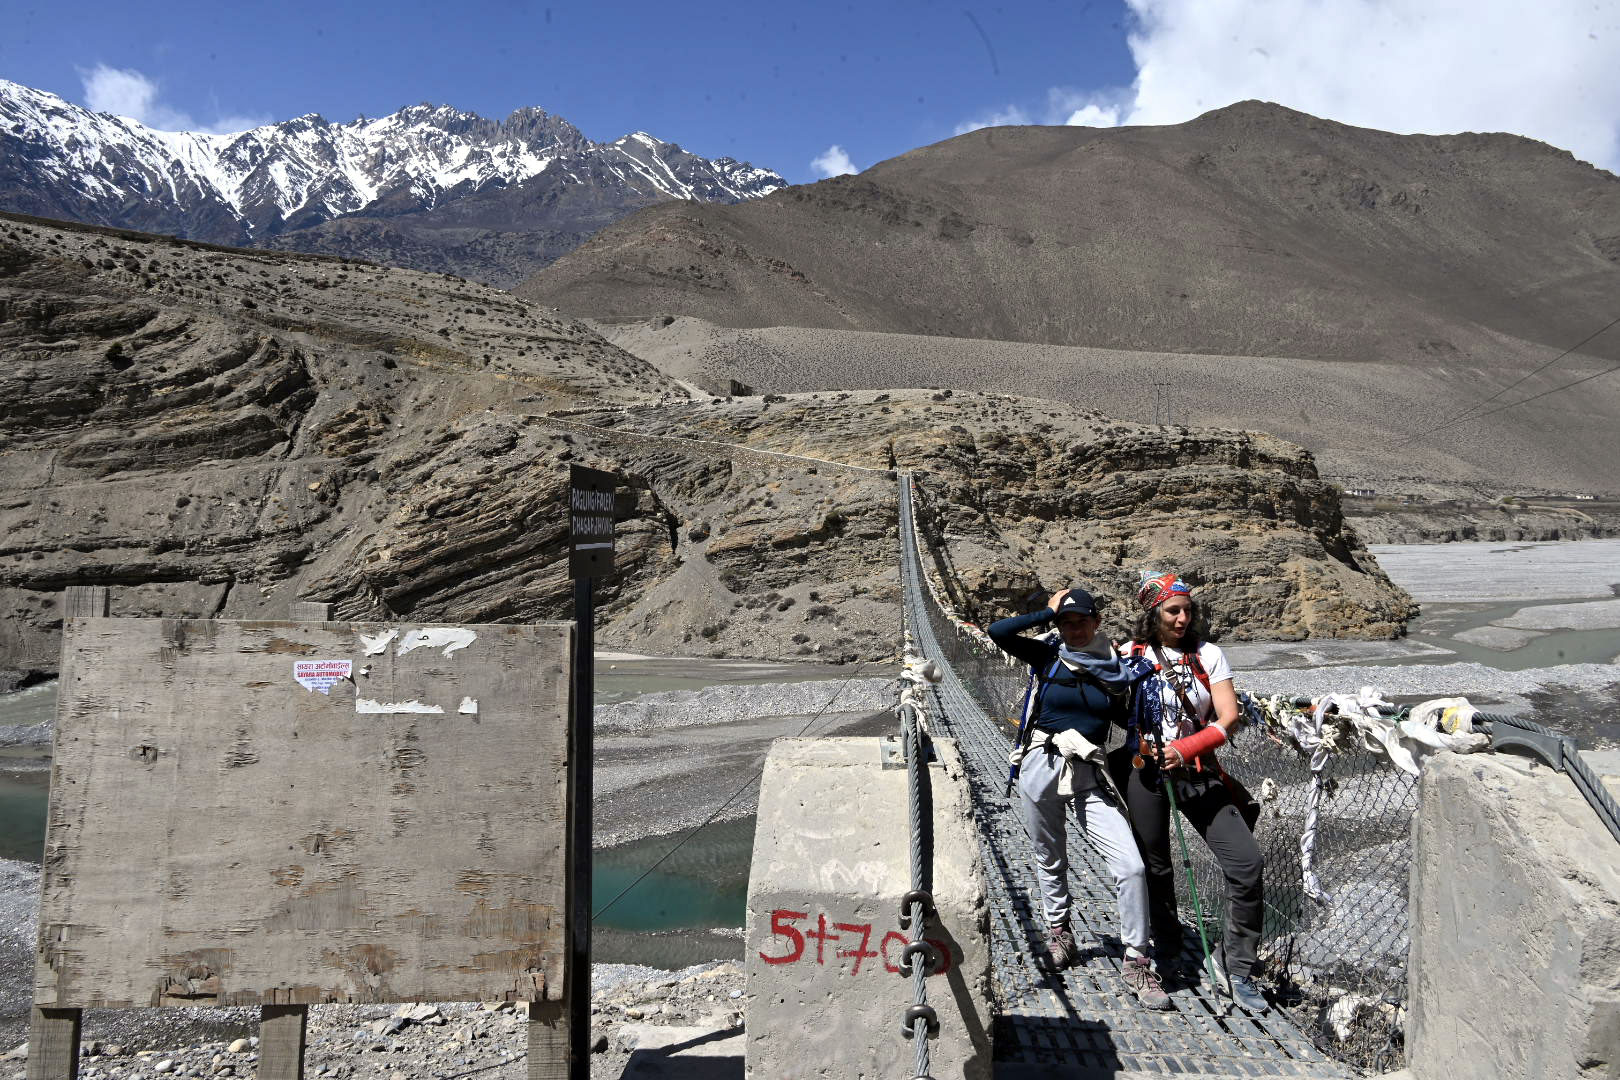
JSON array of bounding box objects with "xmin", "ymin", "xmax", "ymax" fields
[
  {"xmin": 1161, "ymin": 768, "xmax": 1225, "ymax": 996},
  {"xmin": 1144, "ymin": 718, "xmax": 1223, "ymax": 998}
]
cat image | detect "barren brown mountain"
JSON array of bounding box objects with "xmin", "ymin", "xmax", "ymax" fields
[
  {"xmin": 0, "ymin": 212, "xmax": 1409, "ymax": 686},
  {"xmin": 518, "ymin": 102, "xmax": 1620, "ymax": 496}
]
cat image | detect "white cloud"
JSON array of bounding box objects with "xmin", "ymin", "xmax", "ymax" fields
[
  {"xmin": 1065, "ymin": 104, "xmax": 1124, "ymax": 127},
  {"xmin": 1117, "ymin": 0, "xmax": 1620, "ymax": 171},
  {"xmin": 961, "ymin": 1, "xmax": 1620, "ymax": 171},
  {"xmin": 1045, "ymin": 88, "xmax": 1127, "ymax": 128},
  {"xmin": 954, "ymin": 105, "xmax": 1033, "ymax": 136},
  {"xmin": 811, "ymin": 144, "xmax": 858, "ymax": 178},
  {"xmin": 957, "ymin": 89, "xmax": 1129, "ymax": 134},
  {"xmin": 79, "ymin": 64, "xmax": 268, "ymax": 134}
]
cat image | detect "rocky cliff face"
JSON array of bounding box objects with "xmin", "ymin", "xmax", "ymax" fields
[
  {"xmin": 571, "ymin": 393, "xmax": 1416, "ymax": 641},
  {"xmin": 1347, "ymin": 504, "xmax": 1620, "ymax": 545},
  {"xmin": 0, "ymin": 213, "xmax": 1411, "ymax": 687}
]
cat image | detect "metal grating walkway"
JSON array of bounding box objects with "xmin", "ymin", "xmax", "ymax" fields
[{"xmin": 898, "ymin": 476, "xmax": 1350, "ymax": 1078}]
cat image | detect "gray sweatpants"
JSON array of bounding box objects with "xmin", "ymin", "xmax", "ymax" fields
[{"xmin": 1018, "ymin": 742, "xmax": 1149, "ymax": 950}]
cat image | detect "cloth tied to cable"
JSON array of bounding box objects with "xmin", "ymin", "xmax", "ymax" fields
[
  {"xmin": 1251, "ymin": 687, "xmax": 1489, "ymax": 906},
  {"xmin": 1311, "ymin": 687, "xmax": 1489, "ymax": 775}
]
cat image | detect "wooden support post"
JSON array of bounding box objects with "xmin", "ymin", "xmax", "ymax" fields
[
  {"xmin": 258, "ymin": 1004, "xmax": 307, "ymax": 1080},
  {"xmin": 25, "ymin": 1007, "xmax": 81, "ymax": 1080},
  {"xmin": 526, "ymin": 999, "xmax": 570, "ymax": 1080},
  {"xmin": 568, "ymin": 578, "xmax": 593, "ymax": 1080}
]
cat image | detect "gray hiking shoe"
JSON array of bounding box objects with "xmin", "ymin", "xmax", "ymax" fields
[
  {"xmin": 1123, "ymin": 954, "xmax": 1173, "ymax": 1010},
  {"xmin": 1044, "ymin": 922, "xmax": 1079, "ymax": 971},
  {"xmin": 1228, "ymin": 973, "xmax": 1269, "ymax": 1013}
]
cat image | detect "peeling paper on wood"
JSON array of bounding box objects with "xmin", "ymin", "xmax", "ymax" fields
[
  {"xmin": 355, "ymin": 699, "xmax": 445, "ymax": 715},
  {"xmin": 395, "ymin": 628, "xmax": 477, "ymax": 657},
  {"xmin": 458, "ymin": 698, "xmax": 479, "ymax": 715},
  {"xmin": 358, "ymin": 630, "xmax": 399, "ymax": 656}
]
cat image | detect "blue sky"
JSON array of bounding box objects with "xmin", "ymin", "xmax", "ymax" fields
[
  {"xmin": 4, "ymin": 0, "xmax": 1619, "ymax": 182},
  {"xmin": 1, "ymin": 1, "xmax": 1137, "ymax": 183}
]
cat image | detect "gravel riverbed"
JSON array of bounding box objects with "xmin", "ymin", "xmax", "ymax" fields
[{"xmin": 1, "ymin": 959, "xmax": 748, "ymax": 1080}]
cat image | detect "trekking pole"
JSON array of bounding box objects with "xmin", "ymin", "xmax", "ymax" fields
[
  {"xmin": 1144, "ymin": 709, "xmax": 1222, "ymax": 996},
  {"xmin": 1005, "ymin": 667, "xmax": 1038, "ymax": 798},
  {"xmin": 1162, "ymin": 771, "xmax": 1224, "ymax": 996}
]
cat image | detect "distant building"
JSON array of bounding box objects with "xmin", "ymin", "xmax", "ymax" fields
[
  {"xmin": 1573, "ymin": 493, "xmax": 1596, "ymax": 501},
  {"xmin": 1344, "ymin": 487, "xmax": 1376, "ymax": 497}
]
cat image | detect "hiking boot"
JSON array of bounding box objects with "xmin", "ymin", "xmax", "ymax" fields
[
  {"xmin": 1044, "ymin": 922, "xmax": 1079, "ymax": 971},
  {"xmin": 1228, "ymin": 973, "xmax": 1269, "ymax": 1014},
  {"xmin": 1122, "ymin": 954, "xmax": 1173, "ymax": 1011}
]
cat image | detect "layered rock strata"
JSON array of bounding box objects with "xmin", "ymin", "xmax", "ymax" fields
[
  {"xmin": 0, "ymin": 214, "xmax": 1411, "ymax": 686},
  {"xmin": 571, "ymin": 393, "xmax": 1416, "ymax": 641}
]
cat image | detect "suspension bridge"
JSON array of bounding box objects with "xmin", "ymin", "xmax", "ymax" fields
[
  {"xmin": 895, "ymin": 474, "xmax": 1353, "ymax": 1078},
  {"xmin": 887, "ymin": 471, "xmax": 1618, "ymax": 1079}
]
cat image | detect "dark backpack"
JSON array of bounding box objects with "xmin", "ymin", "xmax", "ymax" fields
[{"xmin": 1023, "ymin": 657, "xmax": 1132, "ymax": 735}]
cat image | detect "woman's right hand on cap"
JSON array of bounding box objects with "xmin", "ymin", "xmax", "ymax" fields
[{"xmin": 1047, "ymin": 588, "xmax": 1069, "ymax": 613}]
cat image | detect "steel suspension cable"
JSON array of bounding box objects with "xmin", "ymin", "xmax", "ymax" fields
[
  {"xmin": 896, "ymin": 471, "xmax": 942, "ymax": 1079},
  {"xmin": 899, "ymin": 697, "xmax": 938, "ymax": 1079},
  {"xmin": 1402, "ymin": 311, "xmax": 1620, "ymax": 442}
]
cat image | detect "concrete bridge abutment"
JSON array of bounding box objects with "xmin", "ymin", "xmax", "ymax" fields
[
  {"xmin": 1408, "ymin": 751, "xmax": 1620, "ymax": 1080},
  {"xmin": 744, "ymin": 736, "xmax": 993, "ymax": 1078}
]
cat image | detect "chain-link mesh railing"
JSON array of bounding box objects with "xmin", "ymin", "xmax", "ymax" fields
[
  {"xmin": 905, "ymin": 480, "xmax": 1415, "ymax": 1071},
  {"xmin": 903, "ymin": 470, "xmax": 1620, "ymax": 1075},
  {"xmin": 1219, "ymin": 704, "xmax": 1417, "ymax": 1072}
]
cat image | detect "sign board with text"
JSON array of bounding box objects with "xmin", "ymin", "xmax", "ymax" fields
[{"xmin": 568, "ymin": 465, "xmax": 617, "ymax": 579}]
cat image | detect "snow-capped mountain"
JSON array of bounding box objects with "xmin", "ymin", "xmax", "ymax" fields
[{"xmin": 0, "ymin": 79, "xmax": 785, "ymax": 285}]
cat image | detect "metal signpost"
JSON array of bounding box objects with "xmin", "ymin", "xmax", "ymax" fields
[{"xmin": 566, "ymin": 465, "xmax": 615, "ymax": 1080}]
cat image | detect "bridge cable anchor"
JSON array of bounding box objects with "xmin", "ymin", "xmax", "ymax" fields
[
  {"xmin": 900, "ymin": 1003, "xmax": 939, "ymax": 1039},
  {"xmin": 898, "ymin": 889, "xmax": 935, "ymax": 929}
]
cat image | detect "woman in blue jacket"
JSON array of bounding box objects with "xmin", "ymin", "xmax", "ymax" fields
[{"xmin": 988, "ymin": 587, "xmax": 1170, "ymax": 1010}]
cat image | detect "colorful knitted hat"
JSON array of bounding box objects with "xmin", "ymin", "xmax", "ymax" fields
[{"xmin": 1136, "ymin": 571, "xmax": 1192, "ymax": 610}]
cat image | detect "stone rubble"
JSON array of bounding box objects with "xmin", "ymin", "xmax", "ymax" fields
[{"xmin": 0, "ymin": 963, "xmax": 744, "ymax": 1080}]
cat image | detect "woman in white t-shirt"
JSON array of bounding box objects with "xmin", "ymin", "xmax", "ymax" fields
[{"xmin": 1119, "ymin": 572, "xmax": 1268, "ymax": 1014}]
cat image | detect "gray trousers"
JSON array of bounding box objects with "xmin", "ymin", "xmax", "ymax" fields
[{"xmin": 1017, "ymin": 742, "xmax": 1150, "ymax": 950}]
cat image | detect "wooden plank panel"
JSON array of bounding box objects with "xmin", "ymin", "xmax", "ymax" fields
[
  {"xmin": 258, "ymin": 1004, "xmax": 308, "ymax": 1080},
  {"xmin": 36, "ymin": 619, "xmax": 572, "ymax": 1008},
  {"xmin": 526, "ymin": 999, "xmax": 570, "ymax": 1080},
  {"xmin": 24, "ymin": 1007, "xmax": 80, "ymax": 1080},
  {"xmin": 62, "ymin": 588, "xmax": 108, "ymax": 619}
]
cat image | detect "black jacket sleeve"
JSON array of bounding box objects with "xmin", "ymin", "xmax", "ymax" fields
[{"xmin": 986, "ymin": 608, "xmax": 1057, "ymax": 669}]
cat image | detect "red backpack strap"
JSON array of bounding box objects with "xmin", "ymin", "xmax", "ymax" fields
[
  {"xmin": 1187, "ymin": 647, "xmax": 1213, "ymax": 693},
  {"xmin": 1133, "ymin": 639, "xmax": 1211, "ymax": 692}
]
